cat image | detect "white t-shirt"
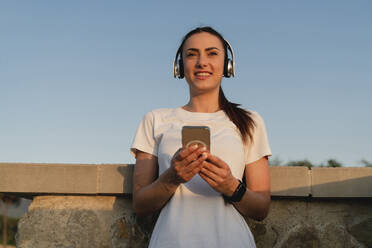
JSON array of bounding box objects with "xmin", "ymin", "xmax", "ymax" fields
[{"xmin": 131, "ymin": 107, "xmax": 272, "ymax": 248}]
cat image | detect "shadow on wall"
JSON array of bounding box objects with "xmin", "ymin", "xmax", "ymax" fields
[
  {"xmin": 116, "ymin": 164, "xmax": 134, "ymax": 194},
  {"xmin": 115, "ymin": 163, "xmax": 159, "ymax": 247},
  {"xmin": 246, "ymin": 197, "xmax": 372, "ymax": 248},
  {"xmin": 273, "ymin": 175, "xmax": 372, "ymax": 197},
  {"xmin": 253, "ymin": 175, "xmax": 372, "ymax": 248}
]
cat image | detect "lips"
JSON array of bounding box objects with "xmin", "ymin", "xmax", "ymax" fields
[
  {"xmin": 195, "ymin": 71, "xmax": 212, "ymax": 75},
  {"xmin": 194, "ymin": 71, "xmax": 212, "ymax": 80}
]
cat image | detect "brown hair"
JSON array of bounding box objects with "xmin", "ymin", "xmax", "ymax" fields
[{"xmin": 178, "ymin": 26, "xmax": 255, "ymax": 144}]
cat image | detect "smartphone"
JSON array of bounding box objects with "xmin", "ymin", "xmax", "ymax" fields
[{"xmin": 182, "ymin": 126, "xmax": 210, "ymax": 151}]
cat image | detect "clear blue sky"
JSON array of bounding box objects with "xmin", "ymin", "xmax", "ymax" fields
[{"xmin": 1, "ymin": 1, "xmax": 371, "ymax": 167}]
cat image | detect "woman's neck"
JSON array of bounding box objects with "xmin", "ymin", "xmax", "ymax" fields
[{"xmin": 183, "ymin": 89, "xmax": 220, "ymax": 113}]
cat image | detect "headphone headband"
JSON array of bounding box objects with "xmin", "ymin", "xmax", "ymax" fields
[{"xmin": 173, "ymin": 38, "xmax": 235, "ymax": 78}]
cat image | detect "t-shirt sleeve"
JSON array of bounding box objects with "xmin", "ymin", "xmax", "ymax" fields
[
  {"xmin": 244, "ymin": 111, "xmax": 272, "ymax": 164},
  {"xmin": 130, "ymin": 111, "xmax": 158, "ymax": 158}
]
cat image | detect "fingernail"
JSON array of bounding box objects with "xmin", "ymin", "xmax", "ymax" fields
[
  {"xmin": 191, "ymin": 144, "xmax": 198, "ymax": 150},
  {"xmin": 200, "ymin": 146, "xmax": 207, "ymax": 151}
]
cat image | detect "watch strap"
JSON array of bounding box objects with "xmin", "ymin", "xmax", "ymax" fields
[{"xmin": 223, "ymin": 180, "xmax": 246, "ymax": 203}]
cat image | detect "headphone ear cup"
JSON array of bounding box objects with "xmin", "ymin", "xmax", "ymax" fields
[
  {"xmin": 178, "ymin": 59, "xmax": 184, "ymax": 79},
  {"xmin": 225, "ymin": 59, "xmax": 233, "ymax": 78},
  {"xmin": 223, "ymin": 57, "xmax": 228, "ymax": 77}
]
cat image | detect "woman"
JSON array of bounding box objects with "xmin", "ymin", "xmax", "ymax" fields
[{"xmin": 130, "ymin": 26, "xmax": 271, "ymax": 247}]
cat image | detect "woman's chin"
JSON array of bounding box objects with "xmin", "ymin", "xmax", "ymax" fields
[{"xmin": 190, "ymin": 84, "xmax": 220, "ymax": 95}]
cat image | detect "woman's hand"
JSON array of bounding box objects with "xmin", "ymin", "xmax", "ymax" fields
[
  {"xmin": 132, "ymin": 146, "xmax": 208, "ymax": 216},
  {"xmin": 169, "ymin": 144, "xmax": 208, "ymax": 185},
  {"xmin": 199, "ymin": 153, "xmax": 240, "ymax": 196}
]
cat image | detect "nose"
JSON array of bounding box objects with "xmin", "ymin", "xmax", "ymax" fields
[{"xmin": 196, "ymin": 54, "xmax": 207, "ymax": 68}]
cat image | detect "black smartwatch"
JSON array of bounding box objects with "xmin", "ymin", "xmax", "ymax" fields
[{"xmin": 222, "ymin": 180, "xmax": 246, "ymax": 203}]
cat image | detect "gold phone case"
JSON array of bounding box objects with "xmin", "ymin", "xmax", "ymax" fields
[{"xmin": 182, "ymin": 126, "xmax": 210, "ymax": 151}]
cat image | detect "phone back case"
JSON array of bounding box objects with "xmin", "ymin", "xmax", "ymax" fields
[{"xmin": 182, "ymin": 126, "xmax": 210, "ymax": 151}]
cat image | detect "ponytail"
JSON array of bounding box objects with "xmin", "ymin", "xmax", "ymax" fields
[{"xmin": 219, "ymin": 86, "xmax": 255, "ymax": 144}]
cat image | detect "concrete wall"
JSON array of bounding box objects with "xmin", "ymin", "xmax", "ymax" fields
[{"xmin": 1, "ymin": 163, "xmax": 372, "ymax": 248}]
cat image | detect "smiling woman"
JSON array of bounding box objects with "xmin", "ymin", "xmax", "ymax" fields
[
  {"xmin": 182, "ymin": 32, "xmax": 225, "ymax": 95},
  {"xmin": 130, "ymin": 26, "xmax": 272, "ymax": 248}
]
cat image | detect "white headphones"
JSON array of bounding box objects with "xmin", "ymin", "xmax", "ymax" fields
[{"xmin": 173, "ymin": 38, "xmax": 235, "ymax": 79}]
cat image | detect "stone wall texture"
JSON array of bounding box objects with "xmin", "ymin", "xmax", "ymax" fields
[{"xmin": 16, "ymin": 195, "xmax": 372, "ymax": 248}]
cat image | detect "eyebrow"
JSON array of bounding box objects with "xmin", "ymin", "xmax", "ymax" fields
[{"xmin": 186, "ymin": 47, "xmax": 221, "ymax": 52}]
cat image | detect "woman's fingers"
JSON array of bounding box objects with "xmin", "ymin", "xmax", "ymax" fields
[
  {"xmin": 171, "ymin": 146, "xmax": 209, "ymax": 182},
  {"xmin": 182, "ymin": 147, "xmax": 207, "ymax": 166},
  {"xmin": 200, "ymin": 161, "xmax": 222, "ymax": 183},
  {"xmin": 174, "ymin": 145, "xmax": 198, "ymax": 161},
  {"xmin": 199, "ymin": 157, "xmax": 237, "ymax": 195},
  {"xmin": 199, "ymin": 172, "xmax": 218, "ymax": 188},
  {"xmin": 184, "ymin": 152, "xmax": 208, "ymax": 174},
  {"xmin": 206, "ymin": 154, "xmax": 227, "ymax": 168},
  {"xmin": 174, "ymin": 145, "xmax": 199, "ymax": 161},
  {"xmin": 175, "ymin": 145, "xmax": 207, "ymax": 167}
]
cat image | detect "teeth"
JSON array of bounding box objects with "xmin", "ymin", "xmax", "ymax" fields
[{"xmin": 196, "ymin": 72, "xmax": 210, "ymax": 76}]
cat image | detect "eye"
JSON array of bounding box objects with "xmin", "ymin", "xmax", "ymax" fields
[
  {"xmin": 186, "ymin": 53, "xmax": 196, "ymax": 57},
  {"xmin": 208, "ymin": 51, "xmax": 218, "ymax": 56}
]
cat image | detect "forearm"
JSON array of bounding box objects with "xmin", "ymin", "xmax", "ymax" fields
[
  {"xmin": 133, "ymin": 146, "xmax": 207, "ymax": 216},
  {"xmin": 232, "ymin": 187, "xmax": 270, "ymax": 221},
  {"xmin": 133, "ymin": 169, "xmax": 179, "ymax": 216}
]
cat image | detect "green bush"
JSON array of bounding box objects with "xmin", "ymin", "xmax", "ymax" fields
[{"xmin": 286, "ymin": 159, "xmax": 314, "ymax": 169}]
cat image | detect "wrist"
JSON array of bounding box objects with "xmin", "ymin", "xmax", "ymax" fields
[
  {"xmin": 226, "ymin": 178, "xmax": 240, "ymax": 197},
  {"xmin": 222, "ymin": 179, "xmax": 246, "ymax": 203},
  {"xmin": 160, "ymin": 168, "xmax": 181, "ymax": 191}
]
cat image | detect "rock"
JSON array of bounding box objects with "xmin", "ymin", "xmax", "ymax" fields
[
  {"xmin": 246, "ymin": 218, "xmax": 277, "ymax": 248},
  {"xmin": 348, "ymin": 217, "xmax": 372, "ymax": 248},
  {"xmin": 16, "ymin": 196, "xmax": 117, "ymax": 248},
  {"xmin": 317, "ymin": 223, "xmax": 353, "ymax": 248},
  {"xmin": 276, "ymin": 224, "xmax": 319, "ymax": 248},
  {"xmin": 111, "ymin": 213, "xmax": 153, "ymax": 248}
]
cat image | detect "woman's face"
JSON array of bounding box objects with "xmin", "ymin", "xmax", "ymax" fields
[{"xmin": 182, "ymin": 32, "xmax": 225, "ymax": 94}]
